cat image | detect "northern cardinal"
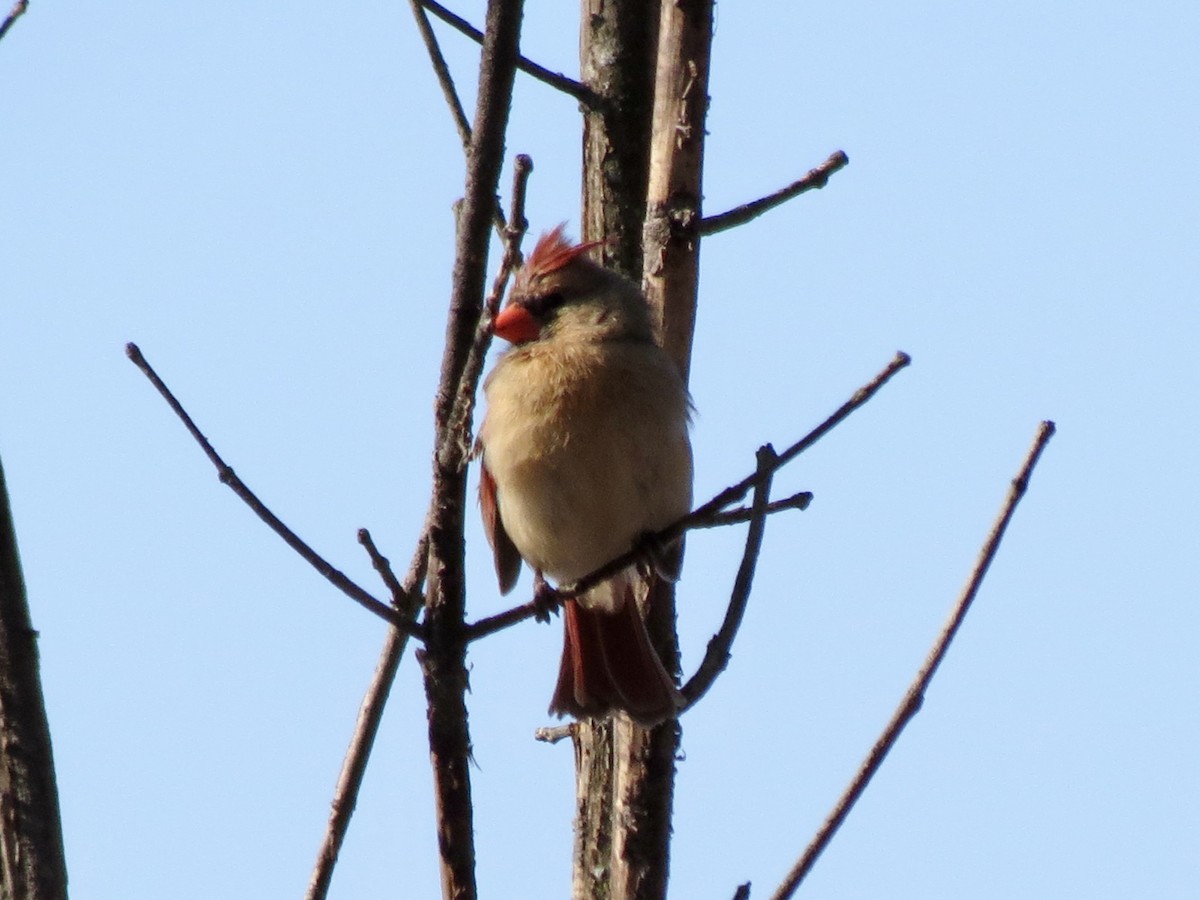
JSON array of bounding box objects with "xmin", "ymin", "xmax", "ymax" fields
[{"xmin": 478, "ymin": 225, "xmax": 694, "ymax": 725}]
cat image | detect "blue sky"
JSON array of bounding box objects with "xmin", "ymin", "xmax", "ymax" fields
[{"xmin": 2, "ymin": 1, "xmax": 1197, "ymax": 897}]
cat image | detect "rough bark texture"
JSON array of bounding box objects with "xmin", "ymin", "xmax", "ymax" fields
[
  {"xmin": 580, "ymin": 0, "xmax": 660, "ymax": 279},
  {"xmin": 642, "ymin": 0, "xmax": 714, "ymax": 383},
  {"xmin": 422, "ymin": 2, "xmax": 525, "ymax": 898},
  {"xmin": 612, "ymin": 2, "xmax": 716, "ymax": 896},
  {"xmin": 0, "ymin": 458, "xmax": 68, "ymax": 900},
  {"xmin": 575, "ymin": 3, "xmax": 663, "ymax": 898},
  {"xmin": 575, "ymin": 1, "xmax": 706, "ymax": 898}
]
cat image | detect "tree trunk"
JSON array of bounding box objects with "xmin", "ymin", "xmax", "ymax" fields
[
  {"xmin": 574, "ymin": 1, "xmax": 713, "ymax": 897},
  {"xmin": 0, "ymin": 457, "xmax": 69, "ymax": 900}
]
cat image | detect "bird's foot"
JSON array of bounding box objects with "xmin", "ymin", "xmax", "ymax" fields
[
  {"xmin": 532, "ymin": 572, "xmax": 562, "ymax": 624},
  {"xmin": 633, "ymin": 530, "xmax": 682, "ymax": 582}
]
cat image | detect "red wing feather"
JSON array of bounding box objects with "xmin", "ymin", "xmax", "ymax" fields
[{"xmin": 479, "ymin": 460, "xmax": 522, "ymax": 594}]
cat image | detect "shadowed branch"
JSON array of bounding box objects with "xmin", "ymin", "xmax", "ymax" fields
[
  {"xmin": 124, "ymin": 343, "xmax": 420, "ymax": 637},
  {"xmin": 418, "ymin": 0, "xmax": 599, "ymax": 105},
  {"xmin": 700, "ymin": 150, "xmax": 850, "ymax": 236},
  {"xmin": 305, "ymin": 528, "xmax": 429, "ymax": 900},
  {"xmin": 680, "ymin": 444, "xmax": 776, "ymax": 709},
  {"xmin": 766, "ymin": 420, "xmax": 1057, "ymax": 900},
  {"xmin": 0, "ymin": 0, "xmax": 29, "ymax": 44}
]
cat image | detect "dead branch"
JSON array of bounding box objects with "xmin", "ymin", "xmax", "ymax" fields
[
  {"xmin": 701, "ymin": 491, "xmax": 811, "ymax": 528},
  {"xmin": 408, "ymin": 0, "xmax": 473, "ymax": 153},
  {"xmin": 0, "ymin": 456, "xmax": 68, "ymax": 900},
  {"xmin": 124, "ymin": 343, "xmax": 420, "ymax": 637},
  {"xmin": 440, "ymin": 154, "xmax": 534, "ymax": 474},
  {"xmin": 0, "ymin": 0, "xmax": 28, "ymax": 44},
  {"xmin": 418, "ymin": 0, "xmax": 598, "ymax": 106},
  {"xmin": 305, "ymin": 529, "xmax": 429, "ymax": 900},
  {"xmin": 699, "ymin": 150, "xmax": 850, "ymax": 237},
  {"xmin": 420, "ymin": 0, "xmax": 526, "ymax": 896},
  {"xmin": 766, "ymin": 420, "xmax": 1057, "ymax": 900},
  {"xmin": 307, "ymin": 153, "xmax": 533, "ymax": 899},
  {"xmin": 464, "ymin": 351, "xmax": 910, "ymax": 643},
  {"xmin": 534, "ymin": 723, "xmax": 575, "ymax": 745},
  {"xmin": 680, "ymin": 444, "xmax": 776, "ymax": 709}
]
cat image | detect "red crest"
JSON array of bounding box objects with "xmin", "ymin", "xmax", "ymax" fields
[{"xmin": 524, "ymin": 224, "xmax": 605, "ymax": 277}]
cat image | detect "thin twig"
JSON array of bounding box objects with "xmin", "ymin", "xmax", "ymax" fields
[
  {"xmin": 306, "ymin": 529, "xmax": 429, "ymax": 900},
  {"xmin": 533, "ymin": 723, "xmax": 575, "ymax": 745},
  {"xmin": 407, "ymin": 0, "xmax": 508, "ymax": 237},
  {"xmin": 418, "ymin": 0, "xmax": 599, "ymax": 106},
  {"xmin": 124, "ymin": 343, "xmax": 421, "ymax": 637},
  {"xmin": 700, "ymin": 491, "xmax": 811, "ymax": 528},
  {"xmin": 464, "ymin": 352, "xmax": 910, "ymax": 641},
  {"xmin": 408, "ymin": 0, "xmax": 473, "ymax": 153},
  {"xmin": 357, "ymin": 527, "xmax": 412, "ymax": 609},
  {"xmin": 768, "ymin": 420, "xmax": 1057, "ymax": 900},
  {"xmin": 699, "ymin": 151, "xmax": 850, "ymax": 237},
  {"xmin": 439, "ymin": 154, "xmax": 534, "ymax": 473},
  {"xmin": 0, "ymin": 0, "xmax": 28, "ymax": 44},
  {"xmin": 680, "ymin": 445, "xmax": 776, "ymax": 708}
]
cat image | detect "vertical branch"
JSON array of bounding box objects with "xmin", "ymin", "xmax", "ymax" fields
[
  {"xmin": 0, "ymin": 457, "xmax": 68, "ymax": 900},
  {"xmin": 580, "ymin": 0, "xmax": 660, "ymax": 277},
  {"xmin": 575, "ymin": 3, "xmax": 661, "ymax": 898},
  {"xmin": 608, "ymin": 4, "xmax": 716, "ymax": 900},
  {"xmin": 642, "ymin": 0, "xmax": 713, "ymax": 382},
  {"xmin": 422, "ymin": 1, "xmax": 524, "ymax": 898}
]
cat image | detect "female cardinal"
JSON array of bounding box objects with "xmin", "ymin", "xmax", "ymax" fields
[{"xmin": 478, "ymin": 225, "xmax": 694, "ymax": 725}]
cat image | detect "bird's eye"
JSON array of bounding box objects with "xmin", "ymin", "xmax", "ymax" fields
[{"xmin": 524, "ymin": 291, "xmax": 564, "ymax": 319}]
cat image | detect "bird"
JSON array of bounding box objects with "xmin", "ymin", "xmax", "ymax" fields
[{"xmin": 477, "ymin": 224, "xmax": 694, "ymax": 726}]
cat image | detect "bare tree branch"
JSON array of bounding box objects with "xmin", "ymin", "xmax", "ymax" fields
[
  {"xmin": 408, "ymin": 0, "xmax": 473, "ymax": 153},
  {"xmin": 465, "ymin": 351, "xmax": 910, "ymax": 642},
  {"xmin": 680, "ymin": 445, "xmax": 776, "ymax": 709},
  {"xmin": 767, "ymin": 420, "xmax": 1057, "ymax": 900},
  {"xmin": 306, "ymin": 529, "xmax": 429, "ymax": 900},
  {"xmin": 701, "ymin": 491, "xmax": 811, "ymax": 529},
  {"xmin": 418, "ymin": 0, "xmax": 598, "ymax": 106},
  {"xmin": 534, "ymin": 723, "xmax": 575, "ymax": 745},
  {"xmin": 699, "ymin": 151, "xmax": 850, "ymax": 237},
  {"xmin": 0, "ymin": 455, "xmax": 68, "ymax": 900},
  {"xmin": 124, "ymin": 343, "xmax": 421, "ymax": 637},
  {"xmin": 420, "ymin": 0, "xmax": 526, "ymax": 895},
  {"xmin": 306, "ymin": 151, "xmax": 532, "ymax": 898},
  {"xmin": 0, "ymin": 0, "xmax": 28, "ymax": 44},
  {"xmin": 441, "ymin": 153, "xmax": 534, "ymax": 474}
]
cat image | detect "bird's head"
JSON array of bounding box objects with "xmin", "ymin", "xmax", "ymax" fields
[{"xmin": 493, "ymin": 225, "xmax": 654, "ymax": 345}]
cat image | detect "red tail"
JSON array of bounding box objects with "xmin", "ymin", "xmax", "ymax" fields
[{"xmin": 549, "ymin": 580, "xmax": 681, "ymax": 726}]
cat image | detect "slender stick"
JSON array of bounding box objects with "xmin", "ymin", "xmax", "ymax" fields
[
  {"xmin": 438, "ymin": 154, "xmax": 534, "ymax": 474},
  {"xmin": 307, "ymin": 153, "xmax": 533, "ymax": 899},
  {"xmin": 465, "ymin": 352, "xmax": 910, "ymax": 641},
  {"xmin": 124, "ymin": 343, "xmax": 420, "ymax": 636},
  {"xmin": 768, "ymin": 420, "xmax": 1057, "ymax": 900},
  {"xmin": 418, "ymin": 0, "xmax": 598, "ymax": 105},
  {"xmin": 699, "ymin": 151, "xmax": 850, "ymax": 236},
  {"xmin": 680, "ymin": 445, "xmax": 776, "ymax": 708},
  {"xmin": 0, "ymin": 0, "xmax": 28, "ymax": 44},
  {"xmin": 305, "ymin": 529, "xmax": 429, "ymax": 900},
  {"xmin": 701, "ymin": 491, "xmax": 811, "ymax": 529},
  {"xmin": 408, "ymin": 0, "xmax": 473, "ymax": 153}
]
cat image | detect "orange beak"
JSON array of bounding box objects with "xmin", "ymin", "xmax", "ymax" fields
[{"xmin": 493, "ymin": 303, "xmax": 541, "ymax": 344}]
